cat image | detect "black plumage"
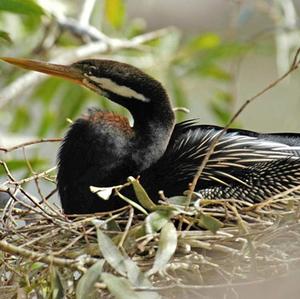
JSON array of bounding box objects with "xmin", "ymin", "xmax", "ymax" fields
[{"xmin": 1, "ymin": 57, "xmax": 300, "ymax": 214}]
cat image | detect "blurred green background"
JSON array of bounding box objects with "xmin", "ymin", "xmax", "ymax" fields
[{"xmin": 0, "ymin": 0, "xmax": 300, "ymax": 189}]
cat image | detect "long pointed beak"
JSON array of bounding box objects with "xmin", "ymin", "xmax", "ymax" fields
[{"xmin": 1, "ymin": 57, "xmax": 84, "ymax": 84}]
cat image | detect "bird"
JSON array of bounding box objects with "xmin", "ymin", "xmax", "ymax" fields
[{"xmin": 2, "ymin": 57, "xmax": 300, "ymax": 214}]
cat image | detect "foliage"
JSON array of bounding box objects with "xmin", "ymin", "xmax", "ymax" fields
[{"xmin": 1, "ymin": 174, "xmax": 300, "ymax": 298}]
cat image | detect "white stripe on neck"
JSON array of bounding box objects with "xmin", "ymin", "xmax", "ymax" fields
[{"xmin": 88, "ymin": 76, "xmax": 150, "ymax": 102}]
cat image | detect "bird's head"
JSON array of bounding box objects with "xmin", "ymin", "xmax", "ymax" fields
[{"xmin": 0, "ymin": 57, "xmax": 170, "ymax": 114}]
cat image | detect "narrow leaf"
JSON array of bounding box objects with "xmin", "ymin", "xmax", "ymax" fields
[
  {"xmin": 51, "ymin": 268, "xmax": 65, "ymax": 299},
  {"xmin": 147, "ymin": 222, "xmax": 177, "ymax": 276},
  {"xmin": 144, "ymin": 209, "xmax": 177, "ymax": 235},
  {"xmin": 167, "ymin": 196, "xmax": 189, "ymax": 206},
  {"xmin": 102, "ymin": 273, "xmax": 139, "ymax": 299},
  {"xmin": 96, "ymin": 227, "xmax": 152, "ymax": 287},
  {"xmin": 0, "ymin": 0, "xmax": 44, "ymax": 15},
  {"xmin": 197, "ymin": 212, "xmax": 223, "ymax": 233},
  {"xmin": 129, "ymin": 177, "xmax": 157, "ymax": 211},
  {"xmin": 96, "ymin": 228, "xmax": 127, "ymax": 276},
  {"xmin": 76, "ymin": 260, "xmax": 105, "ymax": 299},
  {"xmin": 104, "ymin": 0, "xmax": 125, "ymax": 29},
  {"xmin": 102, "ymin": 273, "xmax": 161, "ymax": 299},
  {"xmin": 123, "ymin": 258, "xmax": 152, "ymax": 287},
  {"xmin": 189, "ymin": 33, "xmax": 221, "ymax": 51},
  {"xmin": 116, "ymin": 191, "xmax": 149, "ymax": 215},
  {"xmin": 0, "ymin": 30, "xmax": 12, "ymax": 44}
]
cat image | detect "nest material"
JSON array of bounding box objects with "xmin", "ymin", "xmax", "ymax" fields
[{"xmin": 1, "ymin": 181, "xmax": 300, "ymax": 299}]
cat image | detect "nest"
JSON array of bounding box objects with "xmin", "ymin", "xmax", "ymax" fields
[{"xmin": 1, "ymin": 174, "xmax": 300, "ymax": 299}]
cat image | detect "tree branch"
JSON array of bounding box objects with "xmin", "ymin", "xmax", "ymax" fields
[
  {"xmin": 0, "ymin": 138, "xmax": 62, "ymax": 153},
  {"xmin": 0, "ymin": 240, "xmax": 94, "ymax": 272}
]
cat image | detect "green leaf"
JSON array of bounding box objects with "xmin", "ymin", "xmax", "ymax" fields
[
  {"xmin": 115, "ymin": 191, "xmax": 149, "ymax": 215},
  {"xmin": 76, "ymin": 260, "xmax": 105, "ymax": 299},
  {"xmin": 104, "ymin": 0, "xmax": 125, "ymax": 29},
  {"xmin": 51, "ymin": 268, "xmax": 65, "ymax": 299},
  {"xmin": 55, "ymin": 83, "xmax": 88, "ymax": 132},
  {"xmin": 102, "ymin": 273, "xmax": 140, "ymax": 299},
  {"xmin": 198, "ymin": 64, "xmax": 232, "ymax": 81},
  {"xmin": 96, "ymin": 228, "xmax": 127, "ymax": 276},
  {"xmin": 197, "ymin": 212, "xmax": 223, "ymax": 233},
  {"xmin": 189, "ymin": 33, "xmax": 221, "ymax": 50},
  {"xmin": 124, "ymin": 258, "xmax": 151, "ymax": 288},
  {"xmin": 129, "ymin": 177, "xmax": 157, "ymax": 211},
  {"xmin": 147, "ymin": 222, "xmax": 177, "ymax": 276},
  {"xmin": 0, "ymin": 30, "xmax": 12, "ymax": 44},
  {"xmin": 209, "ymin": 90, "xmax": 239, "ymax": 125},
  {"xmin": 144, "ymin": 209, "xmax": 177, "ymax": 234},
  {"xmin": 96, "ymin": 228, "xmax": 152, "ymax": 287},
  {"xmin": 30, "ymin": 262, "xmax": 44, "ymax": 271},
  {"xmin": 9, "ymin": 106, "xmax": 31, "ymax": 133},
  {"xmin": 101, "ymin": 273, "xmax": 161, "ymax": 299},
  {"xmin": 37, "ymin": 110, "xmax": 55, "ymax": 137},
  {"xmin": 0, "ymin": 0, "xmax": 44, "ymax": 15},
  {"xmin": 167, "ymin": 196, "xmax": 189, "ymax": 206},
  {"xmin": 33, "ymin": 78, "xmax": 63, "ymax": 104},
  {"xmin": 210, "ymin": 101, "xmax": 231, "ymax": 124}
]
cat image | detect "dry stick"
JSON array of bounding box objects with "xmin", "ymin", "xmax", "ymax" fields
[
  {"xmin": 9, "ymin": 166, "xmax": 57, "ymax": 185},
  {"xmin": 54, "ymin": 226, "xmax": 95, "ymax": 256},
  {"xmin": 187, "ymin": 47, "xmax": 300, "ymax": 202},
  {"xmin": 0, "ymin": 162, "xmax": 56, "ymax": 219},
  {"xmin": 118, "ymin": 207, "xmax": 134, "ymax": 249},
  {"xmin": 22, "ymin": 147, "xmax": 48, "ymax": 206},
  {"xmin": 0, "ymin": 240, "xmax": 89, "ymax": 272},
  {"xmin": 0, "ymin": 138, "xmax": 62, "ymax": 153}
]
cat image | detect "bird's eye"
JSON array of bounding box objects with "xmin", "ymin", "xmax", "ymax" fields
[{"xmin": 86, "ymin": 65, "xmax": 97, "ymax": 76}]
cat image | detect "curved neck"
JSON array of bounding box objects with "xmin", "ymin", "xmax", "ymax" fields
[{"xmin": 128, "ymin": 93, "xmax": 175, "ymax": 172}]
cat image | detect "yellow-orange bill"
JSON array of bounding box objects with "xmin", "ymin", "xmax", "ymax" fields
[{"xmin": 0, "ymin": 57, "xmax": 83, "ymax": 83}]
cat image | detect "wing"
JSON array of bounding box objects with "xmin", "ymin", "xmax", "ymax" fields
[
  {"xmin": 200, "ymin": 158, "xmax": 300, "ymax": 202},
  {"xmin": 140, "ymin": 120, "xmax": 300, "ymax": 199}
]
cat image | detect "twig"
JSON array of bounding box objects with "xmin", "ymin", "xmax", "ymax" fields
[
  {"xmin": 0, "ymin": 240, "xmax": 88, "ymax": 272},
  {"xmin": 9, "ymin": 166, "xmax": 57, "ymax": 185},
  {"xmin": 0, "ymin": 161, "xmax": 15, "ymax": 183},
  {"xmin": 0, "ymin": 138, "xmax": 62, "ymax": 153},
  {"xmin": 187, "ymin": 47, "xmax": 300, "ymax": 201},
  {"xmin": 118, "ymin": 207, "xmax": 134, "ymax": 249}
]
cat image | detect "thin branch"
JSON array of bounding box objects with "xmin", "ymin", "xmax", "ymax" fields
[
  {"xmin": 57, "ymin": 17, "xmax": 110, "ymax": 42},
  {"xmin": 187, "ymin": 47, "xmax": 300, "ymax": 201},
  {"xmin": 9, "ymin": 166, "xmax": 57, "ymax": 185},
  {"xmin": 118, "ymin": 207, "xmax": 134, "ymax": 249},
  {"xmin": 79, "ymin": 0, "xmax": 96, "ymax": 26},
  {"xmin": 0, "ymin": 240, "xmax": 89, "ymax": 272},
  {"xmin": 0, "ymin": 138, "xmax": 62, "ymax": 153}
]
